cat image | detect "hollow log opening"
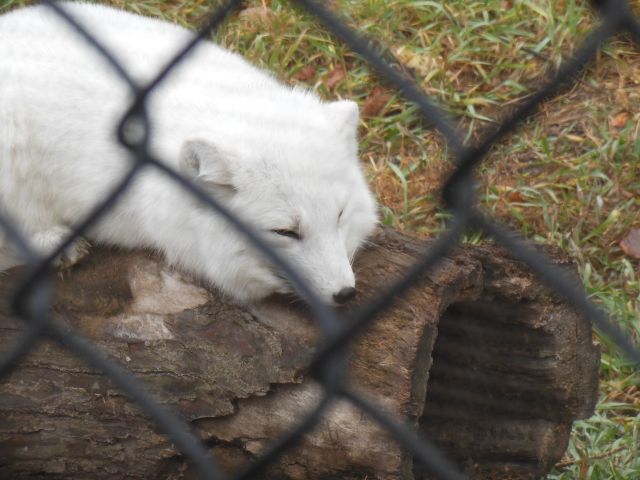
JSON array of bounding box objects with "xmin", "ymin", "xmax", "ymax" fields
[{"xmin": 417, "ymin": 296, "xmax": 599, "ymax": 480}]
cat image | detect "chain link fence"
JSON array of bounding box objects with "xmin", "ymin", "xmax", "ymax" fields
[{"xmin": 1, "ymin": 0, "xmax": 639, "ymax": 479}]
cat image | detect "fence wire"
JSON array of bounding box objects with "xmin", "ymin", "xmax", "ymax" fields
[{"xmin": 0, "ymin": 0, "xmax": 639, "ymax": 479}]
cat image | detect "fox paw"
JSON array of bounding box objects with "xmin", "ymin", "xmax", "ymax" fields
[
  {"xmin": 57, "ymin": 237, "xmax": 90, "ymax": 268},
  {"xmin": 32, "ymin": 226, "xmax": 90, "ymax": 269}
]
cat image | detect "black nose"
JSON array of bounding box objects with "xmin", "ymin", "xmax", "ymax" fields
[{"xmin": 333, "ymin": 286, "xmax": 356, "ymax": 304}]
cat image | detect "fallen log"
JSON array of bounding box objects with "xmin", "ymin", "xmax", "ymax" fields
[{"xmin": 0, "ymin": 228, "xmax": 599, "ymax": 479}]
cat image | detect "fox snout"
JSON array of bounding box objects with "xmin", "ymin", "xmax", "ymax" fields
[
  {"xmin": 333, "ymin": 286, "xmax": 356, "ymax": 304},
  {"xmin": 301, "ymin": 242, "xmax": 359, "ymax": 306},
  {"xmin": 319, "ymin": 259, "xmax": 358, "ymax": 306}
]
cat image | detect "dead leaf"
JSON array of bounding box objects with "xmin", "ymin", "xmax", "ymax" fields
[
  {"xmin": 566, "ymin": 134, "xmax": 585, "ymax": 143},
  {"xmin": 392, "ymin": 45, "xmax": 441, "ymax": 78},
  {"xmin": 507, "ymin": 190, "xmax": 524, "ymax": 202},
  {"xmin": 324, "ymin": 66, "xmax": 346, "ymax": 91},
  {"xmin": 610, "ymin": 111, "xmax": 629, "ymax": 129},
  {"xmin": 362, "ymin": 87, "xmax": 392, "ymax": 118},
  {"xmin": 614, "ymin": 88, "xmax": 629, "ymax": 110},
  {"xmin": 238, "ymin": 6, "xmax": 273, "ymax": 27},
  {"xmin": 293, "ymin": 65, "xmax": 316, "ymax": 82},
  {"xmin": 620, "ymin": 229, "xmax": 640, "ymax": 259},
  {"xmin": 579, "ymin": 456, "xmax": 589, "ymax": 480}
]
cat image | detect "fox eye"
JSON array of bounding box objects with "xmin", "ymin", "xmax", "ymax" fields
[{"xmin": 271, "ymin": 229, "xmax": 301, "ymax": 240}]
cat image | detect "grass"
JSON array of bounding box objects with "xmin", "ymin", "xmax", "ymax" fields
[{"xmin": 2, "ymin": 0, "xmax": 639, "ymax": 478}]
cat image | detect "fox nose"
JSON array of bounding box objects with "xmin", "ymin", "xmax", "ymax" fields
[{"xmin": 333, "ymin": 286, "xmax": 356, "ymax": 304}]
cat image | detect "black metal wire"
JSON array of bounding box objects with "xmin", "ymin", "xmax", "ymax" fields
[
  {"xmin": 1, "ymin": 0, "xmax": 639, "ymax": 479},
  {"xmin": 234, "ymin": 390, "xmax": 334, "ymax": 480},
  {"xmin": 46, "ymin": 316, "xmax": 226, "ymax": 480},
  {"xmin": 444, "ymin": 13, "xmax": 623, "ymax": 208},
  {"xmin": 292, "ymin": 0, "xmax": 465, "ymax": 155},
  {"xmin": 478, "ymin": 214, "xmax": 640, "ymax": 367},
  {"xmin": 341, "ymin": 388, "xmax": 467, "ymax": 480},
  {"xmin": 0, "ymin": 278, "xmax": 52, "ymax": 379}
]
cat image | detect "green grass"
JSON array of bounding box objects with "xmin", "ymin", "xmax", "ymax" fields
[{"xmin": 2, "ymin": 0, "xmax": 639, "ymax": 477}]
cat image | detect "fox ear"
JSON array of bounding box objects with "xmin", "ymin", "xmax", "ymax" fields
[
  {"xmin": 326, "ymin": 100, "xmax": 359, "ymax": 134},
  {"xmin": 179, "ymin": 140, "xmax": 237, "ymax": 196}
]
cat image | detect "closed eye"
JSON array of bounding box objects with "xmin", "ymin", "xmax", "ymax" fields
[{"xmin": 271, "ymin": 229, "xmax": 301, "ymax": 240}]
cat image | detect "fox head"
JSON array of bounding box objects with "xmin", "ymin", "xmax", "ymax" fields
[{"xmin": 179, "ymin": 99, "xmax": 378, "ymax": 305}]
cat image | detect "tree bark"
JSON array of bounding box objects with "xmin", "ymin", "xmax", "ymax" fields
[{"xmin": 0, "ymin": 228, "xmax": 599, "ymax": 479}]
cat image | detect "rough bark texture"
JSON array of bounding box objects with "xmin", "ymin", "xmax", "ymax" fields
[{"xmin": 0, "ymin": 228, "xmax": 599, "ymax": 479}]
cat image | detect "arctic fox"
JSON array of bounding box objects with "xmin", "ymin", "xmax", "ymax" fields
[{"xmin": 0, "ymin": 3, "xmax": 378, "ymax": 305}]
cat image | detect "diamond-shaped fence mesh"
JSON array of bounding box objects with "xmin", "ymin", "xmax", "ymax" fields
[{"xmin": 0, "ymin": 1, "xmax": 639, "ymax": 479}]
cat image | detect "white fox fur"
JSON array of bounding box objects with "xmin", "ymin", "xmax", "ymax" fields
[{"xmin": 0, "ymin": 3, "xmax": 378, "ymax": 305}]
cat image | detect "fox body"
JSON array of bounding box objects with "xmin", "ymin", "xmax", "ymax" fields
[{"xmin": 0, "ymin": 3, "xmax": 377, "ymax": 304}]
